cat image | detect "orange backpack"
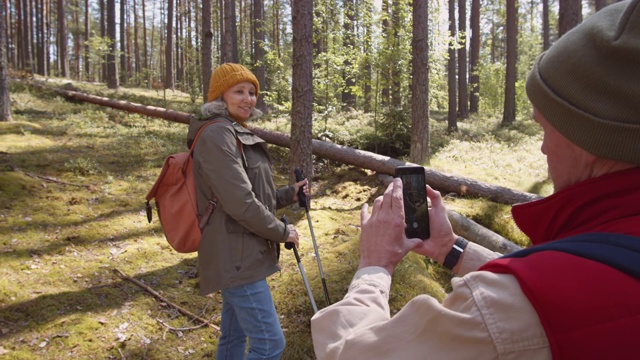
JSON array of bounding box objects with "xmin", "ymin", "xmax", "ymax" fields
[{"xmin": 145, "ymin": 118, "xmax": 241, "ymax": 253}]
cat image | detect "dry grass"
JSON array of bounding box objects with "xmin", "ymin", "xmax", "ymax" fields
[{"xmin": 0, "ymin": 80, "xmax": 549, "ymax": 359}]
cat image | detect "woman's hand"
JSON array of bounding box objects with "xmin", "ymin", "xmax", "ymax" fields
[
  {"xmin": 285, "ymin": 224, "xmax": 300, "ymax": 248},
  {"xmin": 292, "ymin": 178, "xmax": 310, "ymax": 203}
]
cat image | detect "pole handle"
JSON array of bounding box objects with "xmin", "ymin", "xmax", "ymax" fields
[
  {"xmin": 281, "ymin": 215, "xmax": 294, "ymax": 250},
  {"xmin": 294, "ymin": 168, "xmax": 308, "ymax": 210}
]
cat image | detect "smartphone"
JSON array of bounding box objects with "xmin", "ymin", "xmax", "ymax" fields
[{"xmin": 395, "ymin": 166, "xmax": 430, "ymax": 239}]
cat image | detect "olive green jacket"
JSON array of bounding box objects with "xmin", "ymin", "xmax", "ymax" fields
[{"xmin": 187, "ymin": 116, "xmax": 296, "ymax": 295}]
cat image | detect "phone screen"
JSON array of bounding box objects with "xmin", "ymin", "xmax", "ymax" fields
[{"xmin": 395, "ymin": 166, "xmax": 430, "ymax": 239}]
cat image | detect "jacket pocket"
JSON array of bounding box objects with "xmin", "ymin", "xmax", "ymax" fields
[
  {"xmin": 242, "ymin": 143, "xmax": 270, "ymax": 171},
  {"xmin": 226, "ymin": 224, "xmax": 271, "ymax": 272}
]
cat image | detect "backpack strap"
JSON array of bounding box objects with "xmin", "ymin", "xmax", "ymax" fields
[
  {"xmin": 191, "ymin": 118, "xmax": 243, "ymax": 230},
  {"xmin": 189, "ymin": 118, "xmax": 227, "ymax": 151},
  {"xmin": 189, "ymin": 117, "xmax": 243, "ymax": 157},
  {"xmin": 501, "ymin": 232, "xmax": 640, "ymax": 279}
]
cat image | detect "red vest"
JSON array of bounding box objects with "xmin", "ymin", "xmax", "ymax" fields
[
  {"xmin": 481, "ymin": 167, "xmax": 640, "ymax": 359},
  {"xmin": 482, "ymin": 250, "xmax": 640, "ymax": 359}
]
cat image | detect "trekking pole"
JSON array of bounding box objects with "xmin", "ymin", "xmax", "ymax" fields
[
  {"xmin": 282, "ymin": 215, "xmax": 318, "ymax": 314},
  {"xmin": 294, "ymin": 168, "xmax": 331, "ymax": 306}
]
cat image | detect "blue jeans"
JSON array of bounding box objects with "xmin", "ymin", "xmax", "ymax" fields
[{"xmin": 216, "ymin": 279, "xmax": 285, "ymax": 360}]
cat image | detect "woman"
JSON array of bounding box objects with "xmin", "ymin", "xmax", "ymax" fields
[{"xmin": 187, "ymin": 63, "xmax": 309, "ymax": 360}]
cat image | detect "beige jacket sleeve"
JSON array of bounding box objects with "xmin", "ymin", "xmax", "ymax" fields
[
  {"xmin": 457, "ymin": 241, "xmax": 506, "ymax": 275},
  {"xmin": 311, "ymin": 248, "xmax": 551, "ymax": 360}
]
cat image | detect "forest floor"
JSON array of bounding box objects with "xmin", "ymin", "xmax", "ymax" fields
[{"xmin": 0, "ymin": 79, "xmax": 550, "ymax": 359}]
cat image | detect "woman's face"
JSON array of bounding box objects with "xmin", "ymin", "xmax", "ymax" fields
[{"xmin": 222, "ymin": 82, "xmax": 257, "ymax": 122}]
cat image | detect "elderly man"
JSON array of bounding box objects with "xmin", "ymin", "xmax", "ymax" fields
[{"xmin": 310, "ymin": 0, "xmax": 640, "ymax": 359}]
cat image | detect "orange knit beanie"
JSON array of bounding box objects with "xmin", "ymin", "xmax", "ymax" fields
[{"xmin": 207, "ymin": 63, "xmax": 260, "ymax": 102}]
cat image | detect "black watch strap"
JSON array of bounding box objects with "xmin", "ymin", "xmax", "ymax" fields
[{"xmin": 443, "ymin": 236, "xmax": 469, "ymax": 271}]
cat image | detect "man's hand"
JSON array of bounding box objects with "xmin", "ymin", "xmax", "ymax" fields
[
  {"xmin": 411, "ymin": 185, "xmax": 457, "ymax": 264},
  {"xmin": 358, "ymin": 178, "xmax": 423, "ymax": 275}
]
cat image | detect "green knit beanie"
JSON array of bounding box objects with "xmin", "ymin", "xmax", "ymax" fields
[{"xmin": 526, "ymin": 0, "xmax": 640, "ymax": 165}]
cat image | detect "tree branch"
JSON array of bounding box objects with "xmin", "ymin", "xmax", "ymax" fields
[{"xmin": 113, "ymin": 268, "xmax": 220, "ymax": 332}]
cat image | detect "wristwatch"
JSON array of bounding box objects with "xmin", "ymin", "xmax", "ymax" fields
[{"xmin": 443, "ymin": 236, "xmax": 469, "ymax": 270}]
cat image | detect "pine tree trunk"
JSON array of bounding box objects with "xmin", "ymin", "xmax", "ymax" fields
[
  {"xmin": 175, "ymin": 0, "xmax": 182, "ymax": 88},
  {"xmin": 100, "ymin": 0, "xmax": 107, "ymax": 81},
  {"xmin": 273, "ymin": 0, "xmax": 280, "ymax": 60},
  {"xmin": 501, "ymin": 0, "xmax": 517, "ymax": 126},
  {"xmin": 119, "ymin": 0, "xmax": 127, "ymax": 84},
  {"xmin": 202, "ymin": 0, "xmax": 212, "ymax": 103},
  {"xmin": 341, "ymin": 0, "xmax": 356, "ymax": 109},
  {"xmin": 221, "ymin": 0, "xmax": 238, "ymax": 63},
  {"xmin": 84, "ymin": 0, "xmax": 90, "ymax": 79},
  {"xmin": 390, "ymin": 0, "xmax": 402, "ymax": 108},
  {"xmin": 22, "ymin": 0, "xmax": 34, "ymax": 72},
  {"xmin": 72, "ymin": 0, "xmax": 80, "ymax": 79},
  {"xmin": 469, "ymin": 0, "xmax": 480, "ymax": 113},
  {"xmin": 57, "ymin": 0, "xmax": 68, "ymax": 76},
  {"xmin": 542, "ymin": 0, "xmax": 550, "ymax": 50},
  {"xmin": 409, "ymin": 0, "xmax": 429, "ymax": 164},
  {"xmin": 559, "ymin": 0, "xmax": 581, "ymax": 37},
  {"xmin": 106, "ymin": 0, "xmax": 118, "ymax": 88},
  {"xmin": 253, "ymin": 0, "xmax": 267, "ymax": 111},
  {"xmin": 6, "ymin": 0, "xmax": 16, "ymax": 68},
  {"xmin": 142, "ymin": 0, "xmax": 148, "ymax": 73},
  {"xmin": 0, "ymin": 0, "xmax": 12, "ymax": 122},
  {"xmin": 362, "ymin": 0, "xmax": 373, "ymax": 113},
  {"xmin": 37, "ymin": 0, "xmax": 47, "ymax": 75},
  {"xmin": 291, "ymin": 0, "xmax": 314, "ymax": 185},
  {"xmin": 380, "ymin": 0, "xmax": 390, "ymax": 106},
  {"xmin": 595, "ymin": 0, "xmax": 614, "ymax": 11},
  {"xmin": 164, "ymin": 0, "xmax": 174, "ymax": 89},
  {"xmin": 457, "ymin": 0, "xmax": 468, "ymax": 119},
  {"xmin": 447, "ymin": 0, "xmax": 457, "ymax": 132},
  {"xmin": 133, "ymin": 0, "xmax": 140, "ymax": 81}
]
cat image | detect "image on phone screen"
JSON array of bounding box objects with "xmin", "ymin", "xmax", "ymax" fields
[{"xmin": 395, "ymin": 166, "xmax": 430, "ymax": 239}]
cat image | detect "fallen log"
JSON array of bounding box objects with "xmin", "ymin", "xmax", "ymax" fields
[
  {"xmin": 44, "ymin": 83, "xmax": 542, "ymax": 206},
  {"xmin": 45, "ymin": 83, "xmax": 529, "ymax": 253},
  {"xmin": 250, "ymin": 128, "xmax": 541, "ymax": 205},
  {"xmin": 447, "ymin": 210, "xmax": 521, "ymax": 254},
  {"xmin": 378, "ymin": 174, "xmax": 521, "ymax": 254},
  {"xmin": 53, "ymin": 85, "xmax": 193, "ymax": 124}
]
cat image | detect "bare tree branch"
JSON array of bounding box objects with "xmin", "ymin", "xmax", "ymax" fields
[{"xmin": 113, "ymin": 268, "xmax": 220, "ymax": 332}]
